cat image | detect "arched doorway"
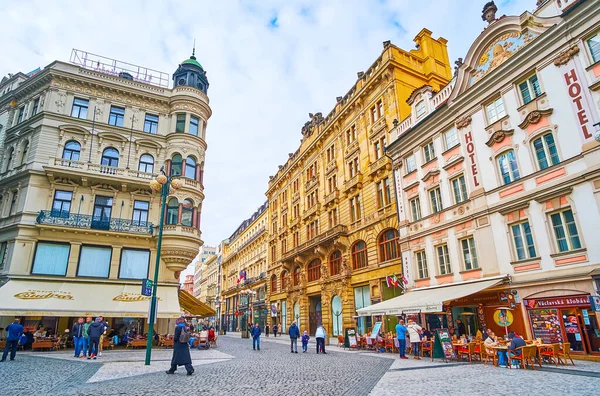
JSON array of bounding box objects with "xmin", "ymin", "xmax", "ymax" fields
[
  {"xmin": 331, "ymin": 295, "xmax": 343, "ymax": 336},
  {"xmin": 308, "ymin": 295, "xmax": 322, "ymax": 335}
]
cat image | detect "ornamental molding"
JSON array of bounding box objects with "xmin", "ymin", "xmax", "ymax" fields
[
  {"xmin": 553, "ymin": 45, "xmax": 579, "ymax": 67},
  {"xmin": 517, "ymin": 108, "xmax": 553, "ymax": 129},
  {"xmin": 485, "ymin": 129, "xmax": 514, "ymax": 147},
  {"xmin": 455, "ymin": 115, "xmax": 472, "ymax": 129}
]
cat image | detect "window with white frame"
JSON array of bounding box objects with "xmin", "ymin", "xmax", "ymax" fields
[
  {"xmin": 586, "ymin": 33, "xmax": 600, "ymax": 63},
  {"xmin": 486, "ymin": 97, "xmax": 506, "ymax": 124},
  {"xmin": 429, "ymin": 187, "xmax": 443, "ymax": 213},
  {"xmin": 423, "ymin": 142, "xmax": 435, "ymax": 163},
  {"xmin": 410, "ymin": 197, "xmax": 422, "ymax": 221},
  {"xmin": 436, "ymin": 244, "xmax": 451, "ymax": 275},
  {"xmin": 444, "ymin": 127, "xmax": 459, "ymax": 150},
  {"xmin": 416, "ymin": 100, "xmax": 426, "ymax": 118},
  {"xmin": 416, "ymin": 250, "xmax": 428, "ymax": 279},
  {"xmin": 405, "ymin": 155, "xmax": 416, "ymax": 173},
  {"xmin": 32, "ymin": 242, "xmax": 70, "ymax": 276},
  {"xmin": 510, "ymin": 221, "xmax": 537, "ymax": 260},
  {"xmin": 460, "ymin": 237, "xmax": 478, "ymax": 270},
  {"xmin": 78, "ymin": 245, "xmax": 111, "ymax": 277},
  {"xmin": 518, "ymin": 74, "xmax": 542, "ymax": 105},
  {"xmin": 532, "ymin": 132, "xmax": 560, "ymax": 170},
  {"xmin": 549, "ymin": 208, "xmax": 582, "ymax": 253},
  {"xmin": 497, "ymin": 150, "xmax": 520, "ymax": 185},
  {"xmin": 451, "ymin": 175, "xmax": 468, "ymax": 204}
]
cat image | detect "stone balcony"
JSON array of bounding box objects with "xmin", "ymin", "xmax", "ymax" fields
[
  {"xmin": 302, "ymin": 203, "xmax": 320, "ymax": 220},
  {"xmin": 305, "ymin": 174, "xmax": 319, "ymax": 192},
  {"xmin": 369, "ymin": 156, "xmax": 392, "ymax": 179},
  {"xmin": 344, "ymin": 172, "xmax": 363, "ymax": 193},
  {"xmin": 289, "ymin": 217, "xmax": 299, "ymax": 229},
  {"xmin": 281, "ymin": 224, "xmax": 348, "ymax": 261},
  {"xmin": 325, "ymin": 160, "xmax": 337, "ymax": 175},
  {"xmin": 324, "ymin": 189, "xmax": 339, "ymax": 207},
  {"xmin": 292, "ymin": 191, "xmax": 300, "ymax": 202}
]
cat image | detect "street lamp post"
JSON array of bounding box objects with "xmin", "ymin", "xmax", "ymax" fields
[
  {"xmin": 333, "ymin": 310, "xmax": 342, "ymax": 337},
  {"xmin": 144, "ymin": 167, "xmax": 182, "ymax": 366}
]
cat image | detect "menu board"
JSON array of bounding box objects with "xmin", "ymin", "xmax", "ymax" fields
[
  {"xmin": 529, "ymin": 309, "xmax": 563, "ymax": 344},
  {"xmin": 370, "ymin": 322, "xmax": 382, "ymax": 338},
  {"xmin": 436, "ymin": 329, "xmax": 457, "ymax": 360}
]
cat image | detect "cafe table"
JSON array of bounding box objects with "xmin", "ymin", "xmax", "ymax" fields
[{"xmin": 491, "ymin": 345, "xmax": 509, "ymax": 367}]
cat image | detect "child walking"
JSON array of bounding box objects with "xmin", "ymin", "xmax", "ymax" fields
[{"xmin": 301, "ymin": 330, "xmax": 310, "ymax": 353}]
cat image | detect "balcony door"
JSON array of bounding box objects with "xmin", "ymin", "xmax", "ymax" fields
[{"xmin": 92, "ymin": 196, "xmax": 113, "ymax": 230}]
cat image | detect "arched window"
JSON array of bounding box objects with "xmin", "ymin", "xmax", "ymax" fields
[
  {"xmin": 497, "ymin": 150, "xmax": 520, "ymax": 185},
  {"xmin": 185, "ymin": 156, "xmax": 197, "ymax": 179},
  {"xmin": 281, "ymin": 271, "xmax": 288, "ymax": 289},
  {"xmin": 4, "ymin": 148, "xmax": 14, "ymax": 172},
  {"xmin": 62, "ymin": 141, "xmax": 81, "ymax": 162},
  {"xmin": 271, "ymin": 275, "xmax": 277, "ymax": 293},
  {"xmin": 138, "ymin": 154, "xmax": 154, "ymax": 174},
  {"xmin": 378, "ymin": 229, "xmax": 399, "ymax": 262},
  {"xmin": 293, "ymin": 266, "xmax": 301, "ymax": 286},
  {"xmin": 181, "ymin": 199, "xmax": 194, "ymax": 226},
  {"xmin": 20, "ymin": 141, "xmax": 29, "ymax": 165},
  {"xmin": 171, "ymin": 154, "xmax": 182, "ymax": 176},
  {"xmin": 351, "ymin": 240, "xmax": 368, "ymax": 270},
  {"xmin": 166, "ymin": 198, "xmax": 179, "ymax": 225},
  {"xmin": 329, "ymin": 250, "xmax": 342, "ymax": 276},
  {"xmin": 293, "ymin": 301, "xmax": 300, "ymax": 328},
  {"xmin": 101, "ymin": 147, "xmax": 119, "ymax": 168},
  {"xmin": 307, "ymin": 259, "xmax": 321, "ymax": 282},
  {"xmin": 331, "ymin": 295, "xmax": 343, "ymax": 336},
  {"xmin": 532, "ymin": 132, "xmax": 559, "ymax": 170}
]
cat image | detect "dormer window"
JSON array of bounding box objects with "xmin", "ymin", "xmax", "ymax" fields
[{"xmin": 415, "ymin": 100, "xmax": 426, "ymax": 118}]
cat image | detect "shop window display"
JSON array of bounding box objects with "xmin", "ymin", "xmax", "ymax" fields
[{"xmin": 529, "ymin": 309, "xmax": 562, "ymax": 344}]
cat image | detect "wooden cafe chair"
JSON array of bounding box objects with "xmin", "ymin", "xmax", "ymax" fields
[
  {"xmin": 539, "ymin": 343, "xmax": 562, "ymax": 367},
  {"xmin": 558, "ymin": 342, "xmax": 575, "ymax": 365}
]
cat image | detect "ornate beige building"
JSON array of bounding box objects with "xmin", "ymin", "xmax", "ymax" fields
[
  {"xmin": 0, "ymin": 49, "xmax": 211, "ymax": 334},
  {"xmin": 266, "ymin": 31, "xmax": 452, "ymax": 337}
]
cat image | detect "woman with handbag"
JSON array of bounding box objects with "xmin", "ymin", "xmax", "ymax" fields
[{"xmin": 407, "ymin": 320, "xmax": 423, "ymax": 360}]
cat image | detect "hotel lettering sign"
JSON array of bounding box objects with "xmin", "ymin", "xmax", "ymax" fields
[
  {"xmin": 464, "ymin": 131, "xmax": 480, "ymax": 187},
  {"xmin": 524, "ymin": 295, "xmax": 590, "ymax": 309},
  {"xmin": 561, "ymin": 60, "xmax": 597, "ymax": 141},
  {"xmin": 14, "ymin": 290, "xmax": 73, "ymax": 300}
]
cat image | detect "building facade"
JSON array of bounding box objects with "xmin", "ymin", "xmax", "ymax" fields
[
  {"xmin": 198, "ymin": 253, "xmax": 219, "ymax": 314},
  {"xmin": 193, "ymin": 244, "xmax": 216, "ymax": 297},
  {"xmin": 265, "ymin": 31, "xmax": 452, "ymax": 337},
  {"xmin": 182, "ymin": 274, "xmax": 194, "ymax": 295},
  {"xmin": 0, "ymin": 49, "xmax": 211, "ymax": 335},
  {"xmin": 385, "ymin": 0, "xmax": 600, "ymax": 356},
  {"xmin": 220, "ymin": 202, "xmax": 268, "ymax": 332}
]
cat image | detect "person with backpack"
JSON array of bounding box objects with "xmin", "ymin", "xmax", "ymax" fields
[{"xmin": 166, "ymin": 317, "xmax": 194, "ymax": 375}]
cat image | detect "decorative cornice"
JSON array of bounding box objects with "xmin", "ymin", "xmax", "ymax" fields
[
  {"xmin": 422, "ymin": 169, "xmax": 440, "ymax": 182},
  {"xmin": 442, "ymin": 155, "xmax": 465, "ymax": 171},
  {"xmin": 518, "ymin": 108, "xmax": 553, "ymax": 129},
  {"xmin": 553, "ymin": 46, "xmax": 579, "ymax": 67},
  {"xmin": 455, "ymin": 115, "xmax": 472, "ymax": 129},
  {"xmin": 485, "ymin": 129, "xmax": 514, "ymax": 147}
]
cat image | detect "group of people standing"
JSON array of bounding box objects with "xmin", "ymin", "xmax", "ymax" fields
[
  {"xmin": 395, "ymin": 319, "xmax": 423, "ymax": 359},
  {"xmin": 248, "ymin": 321, "xmax": 328, "ymax": 355},
  {"xmin": 71, "ymin": 316, "xmax": 109, "ymax": 360}
]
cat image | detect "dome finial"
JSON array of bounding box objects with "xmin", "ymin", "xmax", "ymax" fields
[{"xmin": 191, "ymin": 39, "xmax": 196, "ymax": 59}]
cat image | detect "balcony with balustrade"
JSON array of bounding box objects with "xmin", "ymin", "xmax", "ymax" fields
[
  {"xmin": 369, "ymin": 156, "xmax": 392, "ymax": 179},
  {"xmin": 305, "ymin": 174, "xmax": 319, "ymax": 192},
  {"xmin": 302, "ymin": 203, "xmax": 320, "ymax": 220},
  {"xmin": 343, "ymin": 172, "xmax": 363, "ymax": 193},
  {"xmin": 35, "ymin": 210, "xmax": 154, "ymax": 235},
  {"xmin": 281, "ymin": 224, "xmax": 348, "ymax": 262},
  {"xmin": 324, "ymin": 189, "xmax": 339, "ymax": 207}
]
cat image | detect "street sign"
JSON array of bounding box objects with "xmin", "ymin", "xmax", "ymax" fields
[{"xmin": 142, "ymin": 278, "xmax": 153, "ymax": 297}]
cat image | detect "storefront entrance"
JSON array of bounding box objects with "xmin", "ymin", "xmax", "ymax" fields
[{"xmin": 308, "ymin": 295, "xmax": 322, "ymax": 335}]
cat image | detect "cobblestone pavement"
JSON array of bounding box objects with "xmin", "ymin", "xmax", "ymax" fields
[{"xmin": 2, "ymin": 335, "xmax": 599, "ymax": 396}]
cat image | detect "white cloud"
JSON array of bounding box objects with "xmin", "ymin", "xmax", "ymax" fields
[{"xmin": 0, "ymin": 0, "xmax": 533, "ymax": 265}]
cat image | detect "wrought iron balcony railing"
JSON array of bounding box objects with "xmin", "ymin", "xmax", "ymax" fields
[{"xmin": 36, "ymin": 210, "xmax": 154, "ymax": 235}]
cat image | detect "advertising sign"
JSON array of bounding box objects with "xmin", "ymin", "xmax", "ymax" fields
[{"xmin": 141, "ymin": 279, "xmax": 152, "ymax": 297}]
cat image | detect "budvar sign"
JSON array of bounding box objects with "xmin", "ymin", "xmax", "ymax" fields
[{"xmin": 524, "ymin": 295, "xmax": 590, "ymax": 309}]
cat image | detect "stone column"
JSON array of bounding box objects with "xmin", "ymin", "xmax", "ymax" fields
[
  {"xmin": 66, "ymin": 242, "xmax": 82, "ymax": 277},
  {"xmin": 178, "ymin": 203, "xmax": 183, "ymax": 224},
  {"xmin": 109, "ymin": 246, "xmax": 122, "ymax": 279},
  {"xmin": 192, "ymin": 207, "xmax": 198, "ymax": 228}
]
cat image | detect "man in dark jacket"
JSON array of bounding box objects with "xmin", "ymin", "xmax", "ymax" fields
[
  {"xmin": 289, "ymin": 321, "xmax": 300, "ymax": 353},
  {"xmin": 167, "ymin": 318, "xmax": 194, "ymax": 375},
  {"xmin": 272, "ymin": 324, "xmax": 278, "ymax": 337},
  {"xmin": 250, "ymin": 323, "xmax": 261, "ymax": 351},
  {"xmin": 87, "ymin": 318, "xmax": 105, "ymax": 360},
  {"xmin": 71, "ymin": 317, "xmax": 85, "ymax": 358},
  {"xmin": 1, "ymin": 319, "xmax": 24, "ymax": 362}
]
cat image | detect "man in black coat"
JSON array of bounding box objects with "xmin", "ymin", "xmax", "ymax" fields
[{"xmin": 166, "ymin": 318, "xmax": 194, "ymax": 375}]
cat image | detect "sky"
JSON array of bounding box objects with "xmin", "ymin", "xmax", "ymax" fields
[{"xmin": 0, "ymin": 0, "xmax": 531, "ymax": 278}]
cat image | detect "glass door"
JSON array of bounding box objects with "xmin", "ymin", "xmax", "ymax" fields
[
  {"xmin": 92, "ymin": 196, "xmax": 113, "ymax": 230},
  {"xmin": 562, "ymin": 309, "xmax": 584, "ymax": 352},
  {"xmin": 581, "ymin": 310, "xmax": 600, "ymax": 354}
]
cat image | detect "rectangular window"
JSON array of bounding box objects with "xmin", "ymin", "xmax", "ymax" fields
[
  {"xmin": 405, "ymin": 155, "xmax": 416, "ymax": 173},
  {"xmin": 189, "ymin": 116, "xmax": 199, "ymax": 136},
  {"xmin": 511, "ymin": 221, "xmax": 536, "ymax": 260},
  {"xmin": 51, "ymin": 190, "xmax": 73, "ymax": 218},
  {"xmin": 416, "ymin": 251, "xmax": 428, "ymax": 279},
  {"xmin": 175, "ymin": 114, "xmax": 186, "ymax": 133},
  {"xmin": 346, "ymin": 125, "xmax": 356, "ymax": 144},
  {"xmin": 486, "ymin": 97, "xmax": 506, "ymax": 124},
  {"xmin": 348, "ymin": 157, "xmax": 359, "ymax": 178},
  {"xmin": 32, "ymin": 242, "xmax": 70, "ymax": 276},
  {"xmin": 588, "ymin": 34, "xmax": 600, "ymax": 63},
  {"xmin": 374, "ymin": 141, "xmax": 382, "ymax": 160},
  {"xmin": 410, "ymin": 197, "xmax": 422, "ymax": 221},
  {"xmin": 0, "ymin": 242, "xmax": 8, "ymax": 272},
  {"xmin": 519, "ymin": 74, "xmax": 542, "ymax": 105},
  {"xmin": 78, "ymin": 245, "xmax": 111, "ymax": 277},
  {"xmin": 119, "ymin": 248, "xmax": 150, "ymax": 279},
  {"xmin": 429, "ymin": 187, "xmax": 443, "ymax": 213},
  {"xmin": 377, "ymin": 100, "xmax": 384, "ymax": 119},
  {"xmin": 423, "ymin": 142, "xmax": 435, "ymax": 163},
  {"xmin": 444, "ymin": 127, "xmax": 459, "ymax": 150},
  {"xmin": 498, "ymin": 150, "xmax": 520, "ymax": 185},
  {"xmin": 108, "ymin": 106, "xmax": 125, "ymax": 127},
  {"xmin": 550, "ymin": 209, "xmax": 581, "ymax": 252},
  {"xmin": 143, "ymin": 114, "xmax": 159, "ymax": 134},
  {"xmin": 328, "ymin": 208, "xmax": 338, "ymax": 228},
  {"xmin": 461, "ymin": 237, "xmax": 479, "ymax": 270},
  {"xmin": 533, "ymin": 132, "xmax": 560, "ymax": 170},
  {"xmin": 377, "ymin": 181, "xmax": 384, "ymax": 209},
  {"xmin": 436, "ymin": 244, "xmax": 451, "ymax": 275},
  {"xmin": 32, "ymin": 98, "xmax": 39, "ymax": 116},
  {"xmin": 350, "ymin": 195, "xmax": 361, "ymax": 221},
  {"xmin": 384, "ymin": 177, "xmax": 391, "ymax": 205},
  {"xmin": 71, "ymin": 98, "xmax": 89, "ymax": 119},
  {"xmin": 17, "ymin": 106, "xmax": 25, "ymax": 123},
  {"xmin": 371, "ymin": 105, "xmax": 378, "ymax": 123},
  {"xmin": 9, "ymin": 192, "xmax": 17, "ymax": 215},
  {"xmin": 416, "ymin": 100, "xmax": 426, "ymax": 118},
  {"xmin": 451, "ymin": 175, "xmax": 468, "ymax": 204},
  {"xmin": 132, "ymin": 200, "xmax": 149, "ymax": 226}
]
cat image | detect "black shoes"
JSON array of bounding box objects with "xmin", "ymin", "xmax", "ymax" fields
[
  {"xmin": 295, "ymin": 351, "xmax": 298, "ymax": 353},
  {"xmin": 187, "ymin": 371, "xmax": 194, "ymax": 376},
  {"xmin": 166, "ymin": 370, "xmax": 175, "ymax": 375}
]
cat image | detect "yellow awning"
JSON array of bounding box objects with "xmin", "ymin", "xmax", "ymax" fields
[
  {"xmin": 0, "ymin": 279, "xmax": 182, "ymax": 318},
  {"xmin": 178, "ymin": 289, "xmax": 216, "ymax": 317}
]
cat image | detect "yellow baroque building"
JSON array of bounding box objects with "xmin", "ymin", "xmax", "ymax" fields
[
  {"xmin": 0, "ymin": 49, "xmax": 211, "ymax": 335},
  {"xmin": 266, "ymin": 30, "xmax": 452, "ymax": 338}
]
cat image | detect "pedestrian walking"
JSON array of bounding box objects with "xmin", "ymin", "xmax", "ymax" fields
[
  {"xmin": 407, "ymin": 320, "xmax": 422, "ymax": 359},
  {"xmin": 315, "ymin": 324, "xmax": 327, "ymax": 354},
  {"xmin": 98, "ymin": 316, "xmax": 109, "ymax": 356},
  {"xmin": 395, "ymin": 319, "xmax": 408, "ymax": 359},
  {"xmin": 272, "ymin": 324, "xmax": 278, "ymax": 337},
  {"xmin": 288, "ymin": 321, "xmax": 300, "ymax": 353},
  {"xmin": 71, "ymin": 317, "xmax": 85, "ymax": 358},
  {"xmin": 265, "ymin": 324, "xmax": 270, "ymax": 337},
  {"xmin": 301, "ymin": 330, "xmax": 310, "ymax": 353},
  {"xmin": 1, "ymin": 319, "xmax": 24, "ymax": 362},
  {"xmin": 83, "ymin": 317, "xmax": 92, "ymax": 358},
  {"xmin": 87, "ymin": 318, "xmax": 104, "ymax": 360},
  {"xmin": 251, "ymin": 323, "xmax": 261, "ymax": 350},
  {"xmin": 166, "ymin": 318, "xmax": 194, "ymax": 375}
]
